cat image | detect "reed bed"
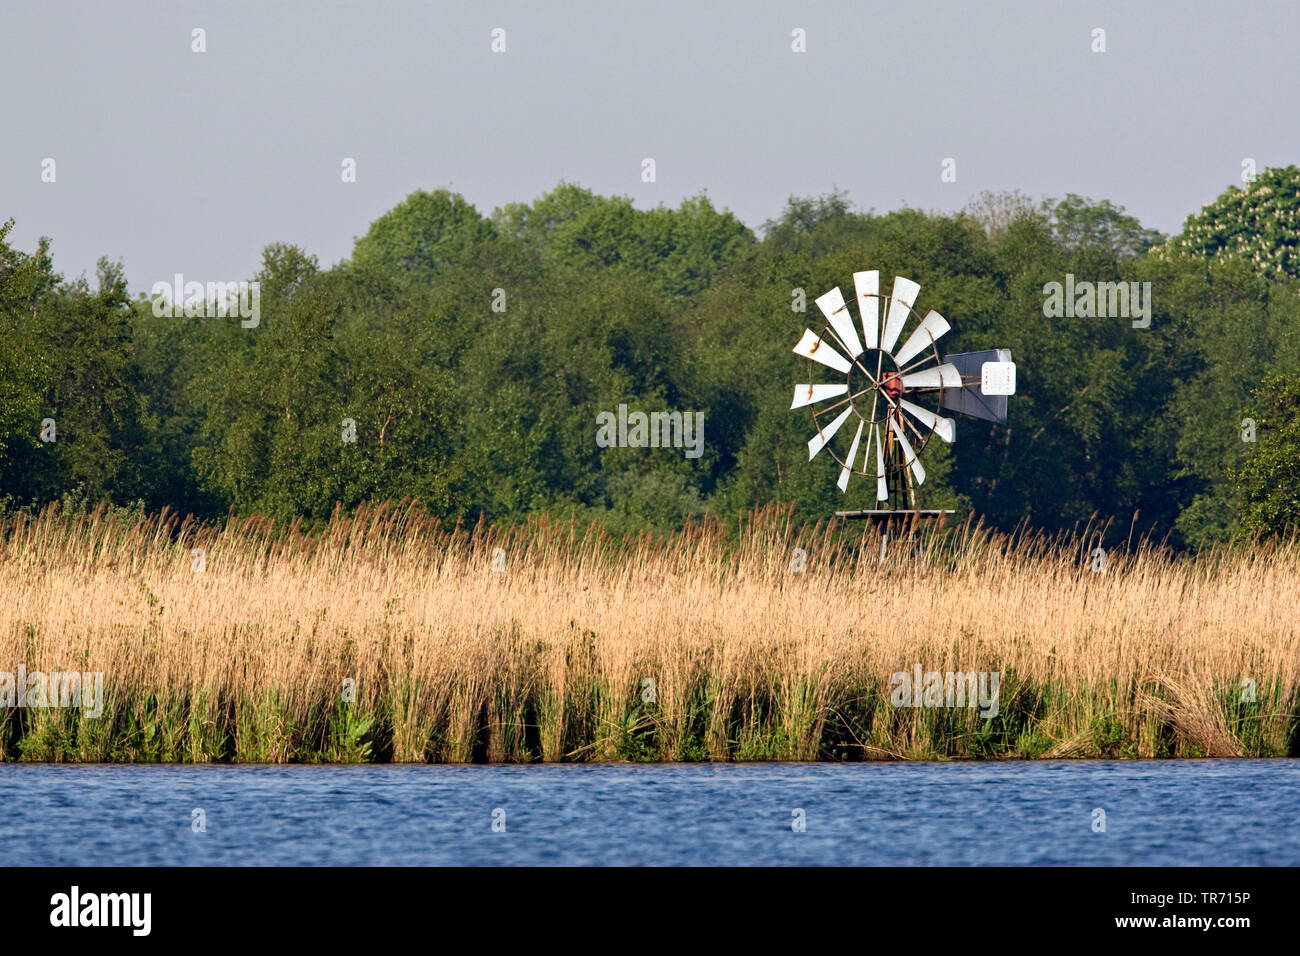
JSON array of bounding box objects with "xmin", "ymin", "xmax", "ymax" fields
[{"xmin": 1, "ymin": 501, "xmax": 1296, "ymax": 762}]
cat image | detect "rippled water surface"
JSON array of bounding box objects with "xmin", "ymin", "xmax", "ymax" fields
[{"xmin": 3, "ymin": 760, "xmax": 1296, "ymax": 865}]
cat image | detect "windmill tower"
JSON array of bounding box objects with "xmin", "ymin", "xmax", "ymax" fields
[{"xmin": 791, "ymin": 269, "xmax": 1015, "ymax": 530}]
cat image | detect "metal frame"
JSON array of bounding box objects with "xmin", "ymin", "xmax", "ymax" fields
[{"xmin": 833, "ymin": 508, "xmax": 956, "ymax": 561}]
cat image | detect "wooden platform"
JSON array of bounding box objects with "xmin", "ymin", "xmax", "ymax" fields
[{"xmin": 835, "ymin": 509, "xmax": 955, "ymax": 521}]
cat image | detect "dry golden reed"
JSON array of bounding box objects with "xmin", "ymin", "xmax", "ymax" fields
[{"xmin": 1, "ymin": 501, "xmax": 1296, "ymax": 762}]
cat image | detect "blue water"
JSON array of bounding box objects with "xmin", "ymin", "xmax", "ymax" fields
[{"xmin": 2, "ymin": 760, "xmax": 1296, "ymax": 865}]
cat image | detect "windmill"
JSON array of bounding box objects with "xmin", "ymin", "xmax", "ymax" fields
[{"xmin": 791, "ymin": 269, "xmax": 1016, "ymax": 525}]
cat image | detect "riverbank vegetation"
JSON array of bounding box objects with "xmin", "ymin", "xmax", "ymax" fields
[{"xmin": 3, "ymin": 503, "xmax": 1296, "ymax": 763}]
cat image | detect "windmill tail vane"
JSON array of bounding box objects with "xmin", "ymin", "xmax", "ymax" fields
[{"xmin": 791, "ymin": 269, "xmax": 1016, "ymax": 507}]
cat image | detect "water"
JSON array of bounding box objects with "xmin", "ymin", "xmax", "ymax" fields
[{"xmin": 3, "ymin": 760, "xmax": 1296, "ymax": 866}]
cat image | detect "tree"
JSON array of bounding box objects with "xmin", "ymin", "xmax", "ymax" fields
[
  {"xmin": 760, "ymin": 190, "xmax": 878, "ymax": 258},
  {"xmin": 351, "ymin": 189, "xmax": 495, "ymax": 284},
  {"xmin": 490, "ymin": 181, "xmax": 612, "ymax": 258},
  {"xmin": 963, "ymin": 189, "xmax": 1039, "ymax": 241},
  {"xmin": 1153, "ymin": 165, "xmax": 1300, "ymax": 280},
  {"xmin": 0, "ymin": 220, "xmax": 53, "ymax": 489},
  {"xmin": 1045, "ymin": 194, "xmax": 1164, "ymax": 268},
  {"xmin": 542, "ymin": 191, "xmax": 755, "ymax": 297},
  {"xmin": 5, "ymin": 255, "xmax": 147, "ymax": 506},
  {"xmin": 1233, "ymin": 373, "xmax": 1300, "ymax": 537}
]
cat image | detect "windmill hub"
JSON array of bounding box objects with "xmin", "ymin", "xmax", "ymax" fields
[
  {"xmin": 846, "ymin": 348, "xmax": 901, "ymax": 414},
  {"xmin": 880, "ymin": 372, "xmax": 904, "ymax": 402}
]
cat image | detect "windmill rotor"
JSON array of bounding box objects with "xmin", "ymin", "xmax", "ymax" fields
[{"xmin": 791, "ymin": 269, "xmax": 1016, "ymax": 508}]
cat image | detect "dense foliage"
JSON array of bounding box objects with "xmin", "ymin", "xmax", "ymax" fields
[
  {"xmin": 1233, "ymin": 373, "xmax": 1300, "ymax": 536},
  {"xmin": 1154, "ymin": 165, "xmax": 1300, "ymax": 280},
  {"xmin": 2, "ymin": 168, "xmax": 1298, "ymax": 544}
]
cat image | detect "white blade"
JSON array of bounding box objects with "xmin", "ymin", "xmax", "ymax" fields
[
  {"xmin": 873, "ymin": 424, "xmax": 887, "ymax": 501},
  {"xmin": 892, "ymin": 310, "xmax": 951, "ymax": 367},
  {"xmin": 793, "ymin": 329, "xmax": 852, "ymax": 374},
  {"xmin": 853, "ymin": 270, "xmax": 879, "ymax": 350},
  {"xmin": 790, "ymin": 383, "xmax": 848, "ymax": 409},
  {"xmin": 807, "ymin": 406, "xmax": 854, "ymax": 461},
  {"xmin": 837, "ymin": 420, "xmax": 864, "ymax": 492},
  {"xmin": 882, "ymin": 275, "xmax": 920, "ymax": 353},
  {"xmin": 889, "ymin": 416, "xmax": 926, "ymax": 485},
  {"xmin": 900, "ymin": 398, "xmax": 956, "ymax": 443},
  {"xmin": 901, "ymin": 363, "xmax": 961, "ymax": 390},
  {"xmin": 815, "ymin": 287, "xmax": 863, "ymax": 357}
]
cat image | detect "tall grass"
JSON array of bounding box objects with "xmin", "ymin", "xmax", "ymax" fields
[{"xmin": 1, "ymin": 501, "xmax": 1296, "ymax": 762}]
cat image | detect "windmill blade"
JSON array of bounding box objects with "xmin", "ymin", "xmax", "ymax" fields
[
  {"xmin": 899, "ymin": 398, "xmax": 955, "ymax": 443},
  {"xmin": 793, "ymin": 329, "xmax": 853, "ymax": 374},
  {"xmin": 815, "ymin": 287, "xmax": 863, "ymax": 357},
  {"xmin": 882, "ymin": 275, "xmax": 920, "ymax": 353},
  {"xmin": 807, "ymin": 406, "xmax": 854, "ymax": 461},
  {"xmin": 853, "ymin": 270, "xmax": 880, "ymax": 350},
  {"xmin": 872, "ymin": 424, "xmax": 888, "ymax": 501},
  {"xmin": 901, "ymin": 363, "xmax": 961, "ymax": 390},
  {"xmin": 790, "ymin": 383, "xmax": 848, "ymax": 409},
  {"xmin": 836, "ymin": 419, "xmax": 864, "ymax": 492},
  {"xmin": 892, "ymin": 310, "xmax": 951, "ymax": 367},
  {"xmin": 889, "ymin": 416, "xmax": 926, "ymax": 485}
]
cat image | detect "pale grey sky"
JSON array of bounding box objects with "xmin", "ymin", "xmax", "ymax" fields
[{"xmin": 3, "ymin": 0, "xmax": 1298, "ymax": 292}]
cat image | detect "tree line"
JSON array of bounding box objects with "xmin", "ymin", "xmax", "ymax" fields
[{"xmin": 2, "ymin": 167, "xmax": 1298, "ymax": 545}]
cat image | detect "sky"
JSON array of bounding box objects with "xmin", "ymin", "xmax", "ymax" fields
[{"xmin": 3, "ymin": 0, "xmax": 1298, "ymax": 293}]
